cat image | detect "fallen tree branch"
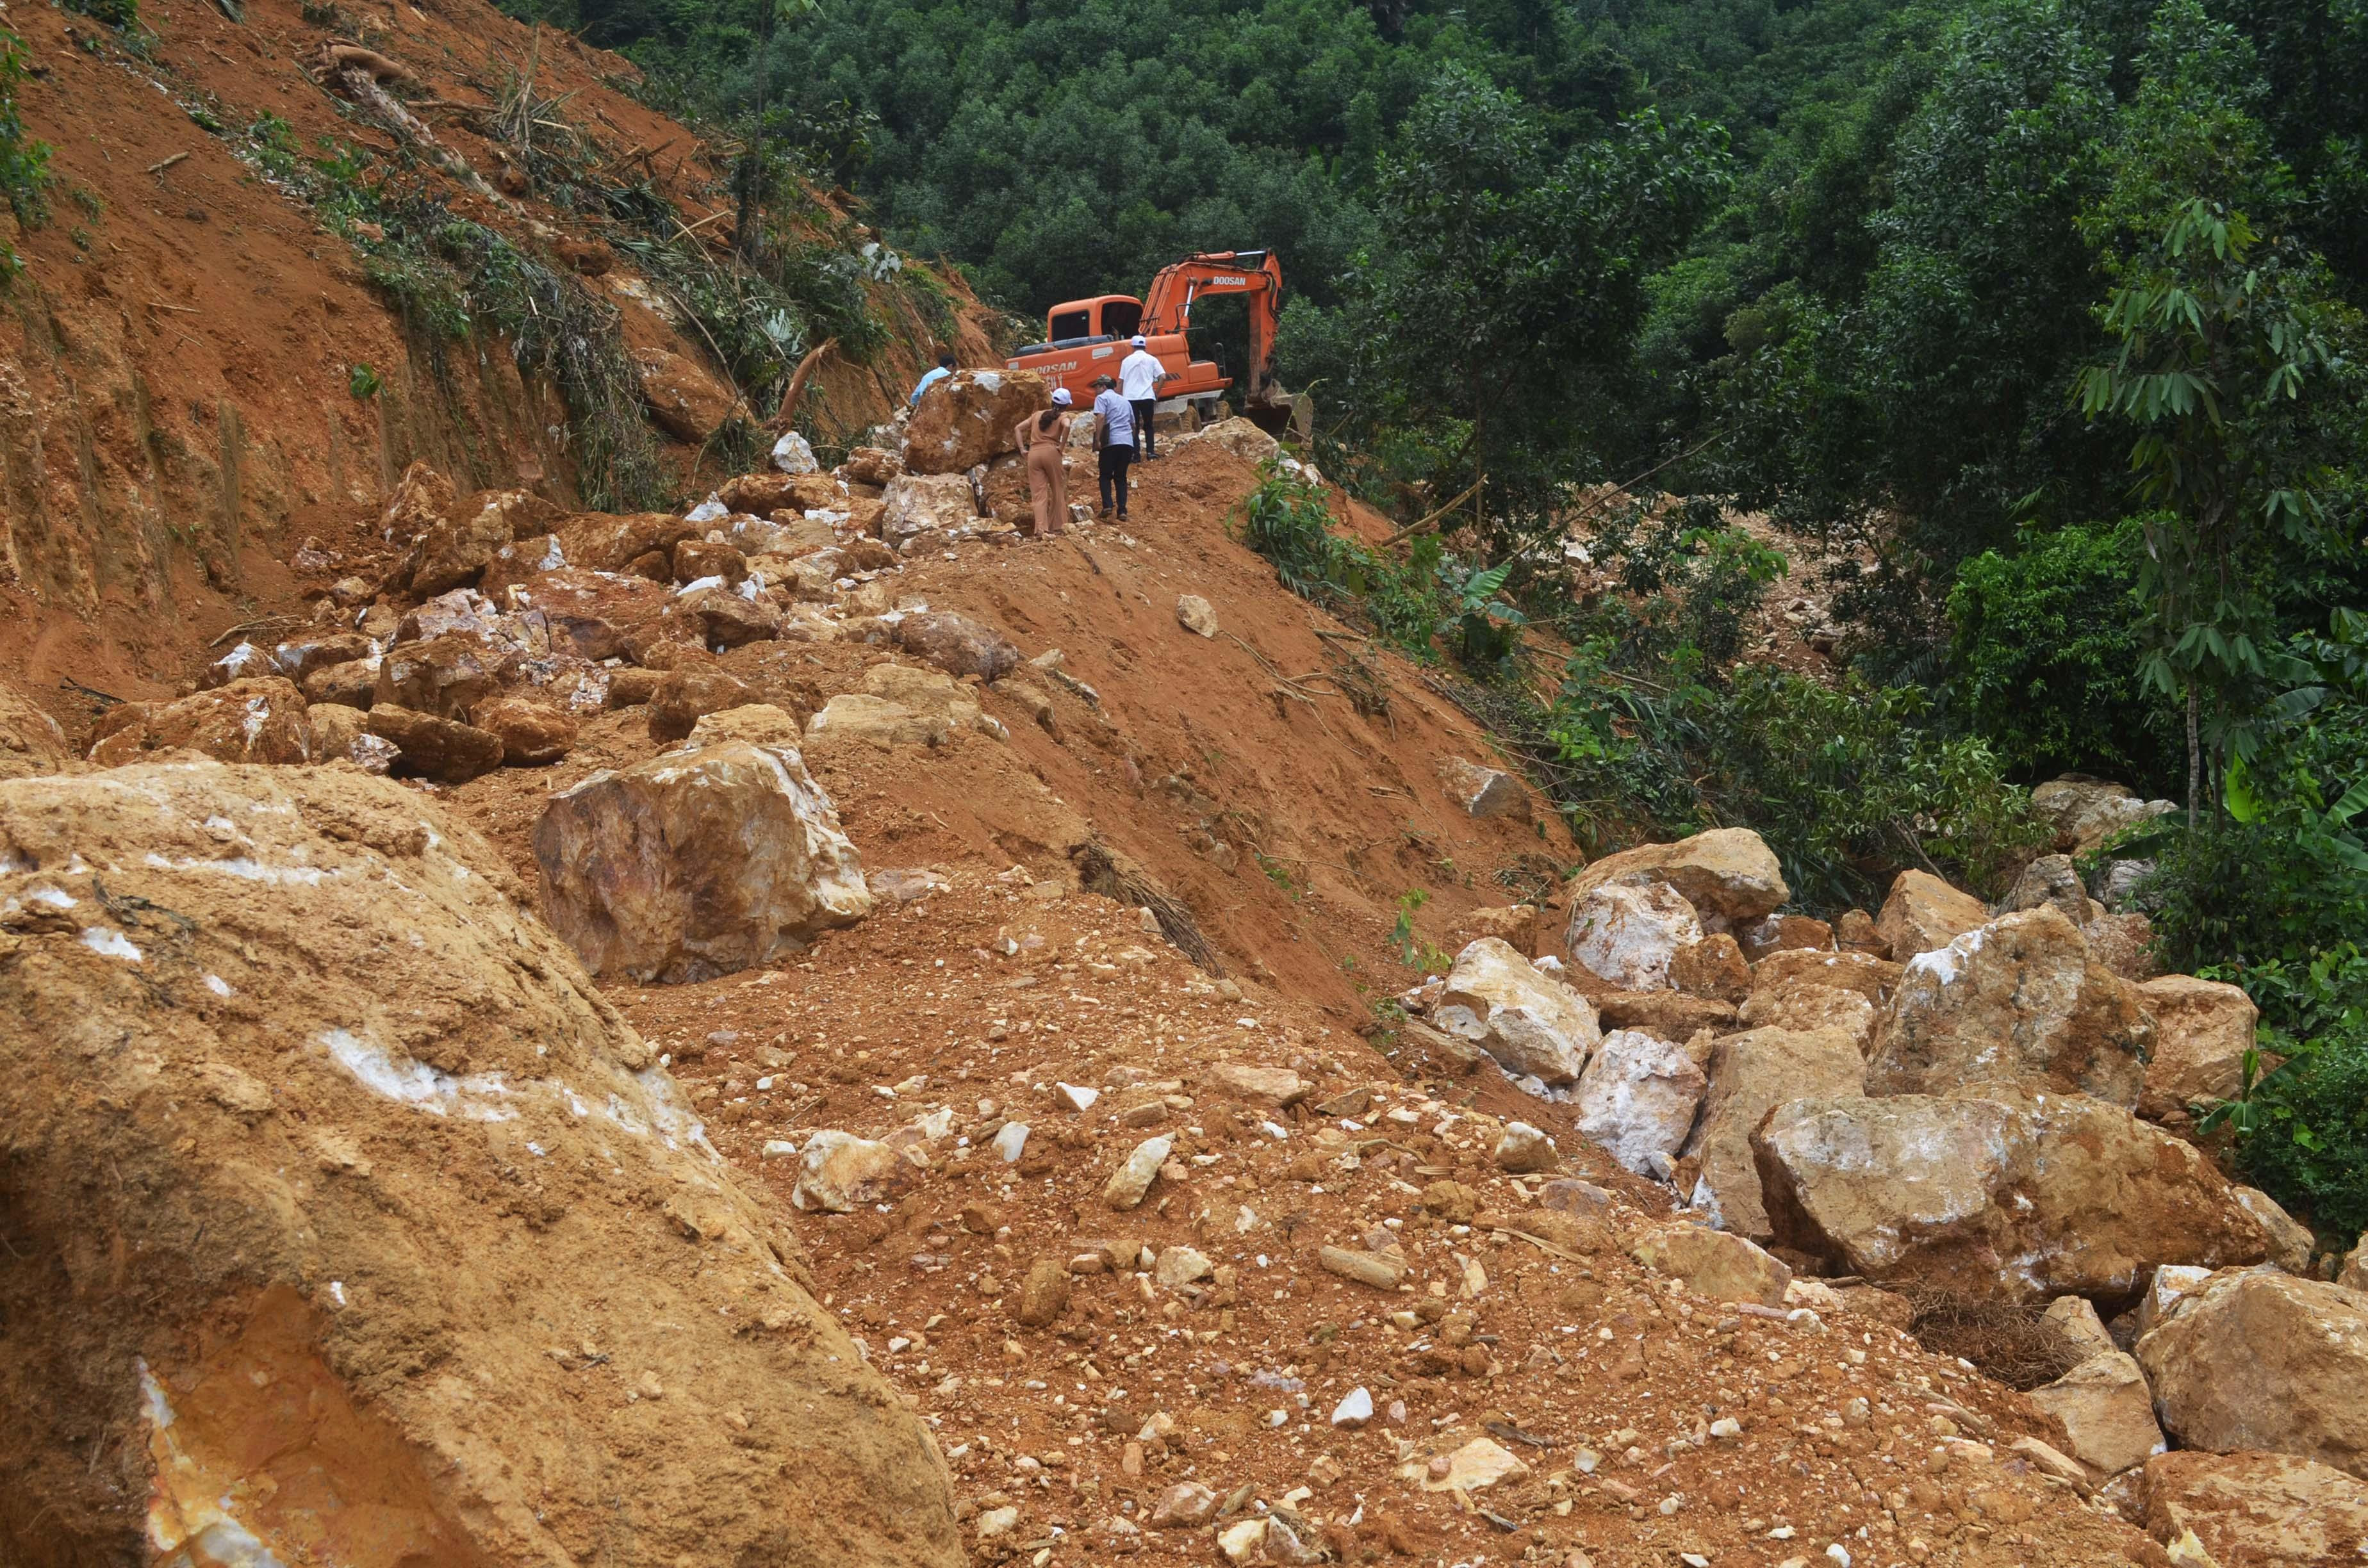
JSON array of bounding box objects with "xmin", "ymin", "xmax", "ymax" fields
[{"xmin": 768, "ymin": 338, "xmax": 837, "ymax": 431}]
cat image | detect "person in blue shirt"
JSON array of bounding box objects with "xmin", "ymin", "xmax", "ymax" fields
[
  {"xmin": 1090, "ymin": 374, "xmax": 1135, "ymax": 521},
  {"xmin": 909, "ymin": 352, "xmax": 957, "ymax": 409}
]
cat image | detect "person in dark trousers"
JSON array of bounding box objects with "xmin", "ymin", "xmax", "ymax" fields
[
  {"xmin": 1119, "ymin": 334, "xmax": 1167, "ymax": 461},
  {"xmin": 1090, "ymin": 375, "xmax": 1136, "ymax": 520}
]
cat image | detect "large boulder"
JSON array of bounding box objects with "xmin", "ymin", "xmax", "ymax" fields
[
  {"xmin": 1564, "ymin": 875, "xmax": 1702, "ymax": 992},
  {"xmin": 1572, "ymin": 1028, "xmax": 1707, "ymax": 1176},
  {"xmin": 363, "ymin": 706, "xmax": 506, "ymax": 783},
  {"xmin": 88, "ymin": 677, "xmax": 315, "ymax": 767},
  {"xmin": 880, "ymin": 473, "xmax": 979, "ymax": 543},
  {"xmin": 1679, "ymin": 1026, "xmax": 1866, "ymax": 1239},
  {"xmin": 374, "ymin": 633, "xmax": 498, "ymax": 721},
  {"xmin": 1753, "ymin": 1089, "xmax": 2272, "ymax": 1300},
  {"xmin": 1630, "ymin": 1223, "xmax": 1792, "ymax": 1307},
  {"xmin": 534, "ymin": 740, "xmax": 872, "ymax": 984},
  {"xmin": 804, "ymin": 695, "xmax": 953, "ymax": 751},
  {"xmin": 1874, "ymin": 869, "xmax": 1989, "ymax": 960},
  {"xmin": 474, "ymin": 694, "xmax": 577, "ymax": 767},
  {"xmin": 507, "ymin": 569, "xmax": 670, "ymax": 661},
  {"xmin": 1736, "ymin": 949, "xmax": 1903, "ymax": 1053},
  {"xmin": 1431, "ymin": 938, "xmax": 1602, "ymax": 1085},
  {"xmin": 2137, "ymin": 1270, "xmax": 2368, "ymax": 1480},
  {"xmin": 646, "ymin": 667, "xmax": 759, "ymax": 746},
  {"xmin": 0, "ymin": 762, "xmax": 958, "ymax": 1568},
  {"xmin": 1567, "ymin": 828, "xmax": 1786, "ymax": 927},
  {"xmin": 2135, "ymin": 974, "xmax": 2265, "ymax": 1124},
  {"xmin": 2135, "ymin": 1451, "xmax": 2368, "ymax": 1568},
  {"xmin": 666, "ymin": 584, "xmax": 780, "ymax": 650},
  {"xmin": 894, "ymin": 611, "xmax": 1022, "ymax": 682},
  {"xmin": 554, "ymin": 512, "xmax": 702, "ymax": 575},
  {"xmin": 2027, "ymin": 1352, "xmax": 2164, "ymax": 1478},
  {"xmin": 1867, "ymin": 906, "xmax": 2155, "ymax": 1107},
  {"xmin": 1998, "ymin": 852, "xmax": 2091, "ymax": 925},
  {"xmin": 1436, "ymin": 756, "xmax": 1529, "ymax": 820},
  {"xmin": 637, "ymin": 345, "xmax": 739, "ymax": 443},
  {"xmin": 415, "ymin": 489, "xmax": 552, "ymax": 595},
  {"xmin": 2031, "ymin": 775, "xmax": 2178, "ymax": 854},
  {"xmin": 380, "ymin": 457, "xmax": 457, "ymax": 544},
  {"xmin": 0, "ymin": 678, "xmax": 68, "ymax": 780},
  {"xmin": 1177, "ymin": 416, "xmax": 1281, "ymax": 466},
  {"xmin": 902, "ymin": 368, "xmax": 1050, "ymax": 475}
]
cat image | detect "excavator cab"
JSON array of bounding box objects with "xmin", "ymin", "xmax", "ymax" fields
[
  {"xmin": 1040, "ymin": 297, "xmax": 1143, "ymax": 345},
  {"xmin": 1008, "ymin": 250, "xmax": 1292, "ymax": 427}
]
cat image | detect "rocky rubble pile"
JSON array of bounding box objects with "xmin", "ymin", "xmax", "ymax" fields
[
  {"xmin": 1372, "ymin": 820, "xmax": 2368, "ymax": 1561},
  {"xmin": 104, "ymin": 429, "xmax": 1078, "ymax": 789}
]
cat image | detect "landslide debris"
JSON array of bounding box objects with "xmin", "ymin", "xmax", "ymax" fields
[{"xmin": 0, "ymin": 762, "xmax": 958, "ymax": 1567}]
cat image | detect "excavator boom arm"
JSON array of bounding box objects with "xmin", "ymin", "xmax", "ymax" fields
[{"xmin": 1141, "ymin": 251, "xmax": 1286, "ymax": 403}]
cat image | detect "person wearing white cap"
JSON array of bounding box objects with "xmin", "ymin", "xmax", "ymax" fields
[
  {"xmin": 1119, "ymin": 334, "xmax": 1168, "ymax": 461},
  {"xmin": 1013, "ymin": 387, "xmax": 1076, "ymax": 538}
]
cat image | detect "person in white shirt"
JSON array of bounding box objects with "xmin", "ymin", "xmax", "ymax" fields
[{"xmin": 1117, "ymin": 335, "xmax": 1167, "ymax": 461}]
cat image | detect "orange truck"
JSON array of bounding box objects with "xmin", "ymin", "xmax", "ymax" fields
[{"xmin": 1006, "ymin": 249, "xmax": 1288, "ymax": 426}]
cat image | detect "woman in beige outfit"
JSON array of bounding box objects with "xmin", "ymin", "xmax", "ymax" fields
[{"xmin": 1014, "ymin": 388, "xmax": 1074, "ymax": 538}]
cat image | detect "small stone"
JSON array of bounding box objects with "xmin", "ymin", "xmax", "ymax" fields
[
  {"xmin": 1015, "ymin": 1257, "xmax": 1071, "ymax": 1327},
  {"xmin": 976, "ymin": 1505, "xmax": 1021, "ymax": 1540},
  {"xmin": 992, "ymin": 1123, "xmax": 1030, "ymax": 1163},
  {"xmin": 1205, "ymin": 1063, "xmax": 1308, "ymax": 1107},
  {"xmin": 1149, "ymin": 1481, "xmax": 1217, "ymax": 1530},
  {"xmin": 1709, "ymin": 1417, "xmax": 1743, "ymax": 1439},
  {"xmin": 1402, "ymin": 1435, "xmax": 1527, "ymax": 1492},
  {"xmin": 636, "ymin": 1370, "xmax": 664, "ymax": 1400},
  {"xmin": 793, "ymin": 1131, "xmax": 921, "ymax": 1213},
  {"xmin": 1176, "ymin": 595, "xmax": 1219, "ymax": 638},
  {"xmin": 1217, "ymin": 1518, "xmax": 1269, "ymax": 1563},
  {"xmin": 1332, "ymin": 1387, "xmax": 1374, "ymax": 1427},
  {"xmin": 1319, "ymin": 1246, "xmax": 1407, "ymax": 1289},
  {"xmin": 1105, "ymin": 1135, "xmax": 1173, "ymax": 1209},
  {"xmin": 760, "ymin": 1139, "xmax": 798, "ymax": 1159},
  {"xmin": 1153, "ymin": 1245, "xmax": 1212, "ymax": 1288},
  {"xmin": 1630, "ymin": 1223, "xmax": 1791, "ymax": 1307},
  {"xmin": 1493, "ymin": 1121, "xmax": 1558, "ymax": 1173},
  {"xmin": 1057, "ymin": 1082, "xmax": 1099, "ymax": 1112}
]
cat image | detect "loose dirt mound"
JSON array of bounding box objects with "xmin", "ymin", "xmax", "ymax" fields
[{"xmin": 0, "ymin": 762, "xmax": 958, "ymax": 1567}]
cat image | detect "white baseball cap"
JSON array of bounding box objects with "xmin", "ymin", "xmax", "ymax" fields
[
  {"xmin": 1131, "ymin": 335, "xmax": 1147, "ymax": 347},
  {"xmin": 1051, "ymin": 388, "xmax": 1073, "ymax": 406}
]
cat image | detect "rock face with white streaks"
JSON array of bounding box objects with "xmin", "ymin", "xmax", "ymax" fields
[
  {"xmin": 1566, "ymin": 828, "xmax": 1788, "ymax": 927},
  {"xmin": 1752, "ymin": 1088, "xmax": 2271, "ymax": 1300},
  {"xmin": 1680, "ymin": 1026, "xmax": 1866, "ymax": 1239},
  {"xmin": 2137, "ymin": 1270, "xmax": 2368, "ymax": 1480},
  {"xmin": 1565, "ymin": 874, "xmax": 1704, "ymax": 991},
  {"xmin": 902, "ymin": 368, "xmax": 1050, "ymax": 474},
  {"xmin": 1431, "ymin": 938, "xmax": 1601, "ymax": 1084},
  {"xmin": 534, "ymin": 739, "xmax": 871, "ymax": 983},
  {"xmin": 1867, "ymin": 906, "xmax": 2155, "ymax": 1107},
  {"xmin": 0, "ymin": 762, "xmax": 957, "ymax": 1568},
  {"xmin": 1572, "ymin": 1029, "xmax": 1707, "ymax": 1175},
  {"xmin": 2133, "ymin": 1450, "xmax": 2368, "ymax": 1568}
]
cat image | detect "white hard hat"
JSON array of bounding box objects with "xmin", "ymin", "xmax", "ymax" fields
[
  {"xmin": 1131, "ymin": 335, "xmax": 1147, "ymax": 347},
  {"xmin": 1051, "ymin": 388, "xmax": 1074, "ymax": 406}
]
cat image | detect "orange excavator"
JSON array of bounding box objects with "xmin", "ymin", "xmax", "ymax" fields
[{"xmin": 1005, "ymin": 250, "xmax": 1290, "ymax": 429}]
